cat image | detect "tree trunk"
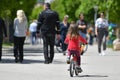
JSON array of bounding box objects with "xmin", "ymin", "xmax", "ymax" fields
[{"xmin": 116, "ymin": 24, "xmax": 120, "ymax": 39}]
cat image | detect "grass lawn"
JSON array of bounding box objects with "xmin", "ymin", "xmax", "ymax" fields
[{"xmin": 3, "ymin": 42, "xmax": 13, "ymax": 47}]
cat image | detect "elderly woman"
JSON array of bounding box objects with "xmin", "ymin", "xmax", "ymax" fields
[{"xmin": 13, "ymin": 10, "xmax": 28, "ymax": 63}]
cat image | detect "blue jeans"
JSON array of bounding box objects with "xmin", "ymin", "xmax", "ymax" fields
[
  {"xmin": 30, "ymin": 32, "xmax": 36, "ymax": 45},
  {"xmin": 79, "ymin": 31, "xmax": 86, "ymax": 39},
  {"xmin": 61, "ymin": 36, "xmax": 67, "ymax": 51}
]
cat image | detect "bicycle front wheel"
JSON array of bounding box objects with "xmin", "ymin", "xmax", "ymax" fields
[{"xmin": 69, "ymin": 60, "xmax": 75, "ymax": 77}]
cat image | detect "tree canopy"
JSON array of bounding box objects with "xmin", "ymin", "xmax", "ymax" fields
[
  {"xmin": 51, "ymin": 0, "xmax": 120, "ymax": 24},
  {"xmin": 0, "ymin": 0, "xmax": 36, "ymax": 20},
  {"xmin": 0, "ymin": 0, "xmax": 120, "ymax": 24}
]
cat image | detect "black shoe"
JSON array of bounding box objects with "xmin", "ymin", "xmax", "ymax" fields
[
  {"xmin": 15, "ymin": 57, "xmax": 18, "ymax": 63},
  {"xmin": 49, "ymin": 58, "xmax": 53, "ymax": 63},
  {"xmin": 0, "ymin": 57, "xmax": 1, "ymax": 61},
  {"xmin": 19, "ymin": 57, "xmax": 23, "ymax": 63},
  {"xmin": 19, "ymin": 59, "xmax": 23, "ymax": 63},
  {"xmin": 44, "ymin": 61, "xmax": 49, "ymax": 64},
  {"xmin": 49, "ymin": 60, "xmax": 52, "ymax": 63},
  {"xmin": 76, "ymin": 67, "xmax": 83, "ymax": 73}
]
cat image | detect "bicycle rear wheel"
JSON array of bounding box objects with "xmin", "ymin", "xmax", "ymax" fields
[{"xmin": 69, "ymin": 60, "xmax": 75, "ymax": 77}]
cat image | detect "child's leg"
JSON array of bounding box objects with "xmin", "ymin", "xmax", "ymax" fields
[
  {"xmin": 76, "ymin": 51, "xmax": 83, "ymax": 72},
  {"xmin": 67, "ymin": 50, "xmax": 71, "ymax": 57},
  {"xmin": 66, "ymin": 50, "xmax": 71, "ymax": 64},
  {"xmin": 76, "ymin": 51, "xmax": 81, "ymax": 66}
]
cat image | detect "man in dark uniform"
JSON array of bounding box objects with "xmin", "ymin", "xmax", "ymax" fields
[
  {"xmin": 37, "ymin": 3, "xmax": 60, "ymax": 64},
  {"xmin": 0, "ymin": 17, "xmax": 7, "ymax": 61}
]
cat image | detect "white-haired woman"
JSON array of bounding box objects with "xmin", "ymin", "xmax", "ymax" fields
[{"xmin": 13, "ymin": 10, "xmax": 28, "ymax": 63}]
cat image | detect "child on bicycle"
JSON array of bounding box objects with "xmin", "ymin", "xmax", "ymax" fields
[{"xmin": 64, "ymin": 23, "xmax": 87, "ymax": 72}]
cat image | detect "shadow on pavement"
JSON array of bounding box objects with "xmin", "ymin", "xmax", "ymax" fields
[
  {"xmin": 2, "ymin": 54, "xmax": 43, "ymax": 57},
  {"xmin": 3, "ymin": 48, "xmax": 62, "ymax": 53},
  {"xmin": 53, "ymin": 60, "xmax": 66, "ymax": 64},
  {"xmin": 0, "ymin": 59, "xmax": 44, "ymax": 64},
  {"xmin": 78, "ymin": 74, "xmax": 108, "ymax": 78},
  {"xmin": 21, "ymin": 59, "xmax": 44, "ymax": 64}
]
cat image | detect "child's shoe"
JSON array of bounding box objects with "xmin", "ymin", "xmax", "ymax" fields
[
  {"xmin": 76, "ymin": 67, "xmax": 83, "ymax": 73},
  {"xmin": 66, "ymin": 57, "xmax": 70, "ymax": 64}
]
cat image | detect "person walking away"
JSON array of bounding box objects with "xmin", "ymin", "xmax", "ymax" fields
[
  {"xmin": 13, "ymin": 10, "xmax": 28, "ymax": 63},
  {"xmin": 76, "ymin": 13, "xmax": 87, "ymax": 40},
  {"xmin": 64, "ymin": 23, "xmax": 87, "ymax": 72},
  {"xmin": 29, "ymin": 20, "xmax": 37, "ymax": 45},
  {"xmin": 95, "ymin": 12, "xmax": 108, "ymax": 56},
  {"xmin": 59, "ymin": 15, "xmax": 70, "ymax": 55},
  {"xmin": 0, "ymin": 17, "xmax": 8, "ymax": 61},
  {"xmin": 36, "ymin": 3, "xmax": 60, "ymax": 64},
  {"xmin": 87, "ymin": 25, "xmax": 94, "ymax": 45}
]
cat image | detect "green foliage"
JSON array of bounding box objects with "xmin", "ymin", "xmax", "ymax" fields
[
  {"xmin": 3, "ymin": 42, "xmax": 13, "ymax": 46},
  {"xmin": 0, "ymin": 0, "xmax": 36, "ymax": 20},
  {"xmin": 1, "ymin": 0, "xmax": 120, "ymax": 26},
  {"xmin": 51, "ymin": 0, "xmax": 120, "ymax": 24},
  {"xmin": 108, "ymin": 0, "xmax": 120, "ymax": 23},
  {"xmin": 64, "ymin": 0, "xmax": 81, "ymax": 21},
  {"xmin": 51, "ymin": 0, "xmax": 66, "ymax": 21},
  {"xmin": 29, "ymin": 5, "xmax": 43, "ymax": 21}
]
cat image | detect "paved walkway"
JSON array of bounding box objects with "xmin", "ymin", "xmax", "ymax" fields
[{"xmin": 0, "ymin": 43, "xmax": 120, "ymax": 80}]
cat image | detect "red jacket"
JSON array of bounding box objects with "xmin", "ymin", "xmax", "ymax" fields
[{"xmin": 64, "ymin": 35, "xmax": 87, "ymax": 51}]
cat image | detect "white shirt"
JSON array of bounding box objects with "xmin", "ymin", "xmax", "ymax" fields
[
  {"xmin": 95, "ymin": 18, "xmax": 108, "ymax": 28},
  {"xmin": 29, "ymin": 22, "xmax": 37, "ymax": 32}
]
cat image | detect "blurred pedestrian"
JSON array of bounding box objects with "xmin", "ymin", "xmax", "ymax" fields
[
  {"xmin": 95, "ymin": 12, "xmax": 108, "ymax": 56},
  {"xmin": 87, "ymin": 25, "xmax": 94, "ymax": 45},
  {"xmin": 36, "ymin": 3, "xmax": 60, "ymax": 64},
  {"xmin": 59, "ymin": 15, "xmax": 70, "ymax": 55},
  {"xmin": 76, "ymin": 13, "xmax": 87, "ymax": 40},
  {"xmin": 0, "ymin": 17, "xmax": 8, "ymax": 61},
  {"xmin": 13, "ymin": 10, "xmax": 28, "ymax": 63},
  {"xmin": 29, "ymin": 20, "xmax": 37, "ymax": 45}
]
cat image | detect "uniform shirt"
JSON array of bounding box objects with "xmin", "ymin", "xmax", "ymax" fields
[
  {"xmin": 14, "ymin": 18, "xmax": 28, "ymax": 37},
  {"xmin": 64, "ymin": 35, "xmax": 87, "ymax": 51},
  {"xmin": 29, "ymin": 22, "xmax": 37, "ymax": 32},
  {"xmin": 37, "ymin": 9, "xmax": 60, "ymax": 34},
  {"xmin": 95, "ymin": 18, "xmax": 108, "ymax": 28}
]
